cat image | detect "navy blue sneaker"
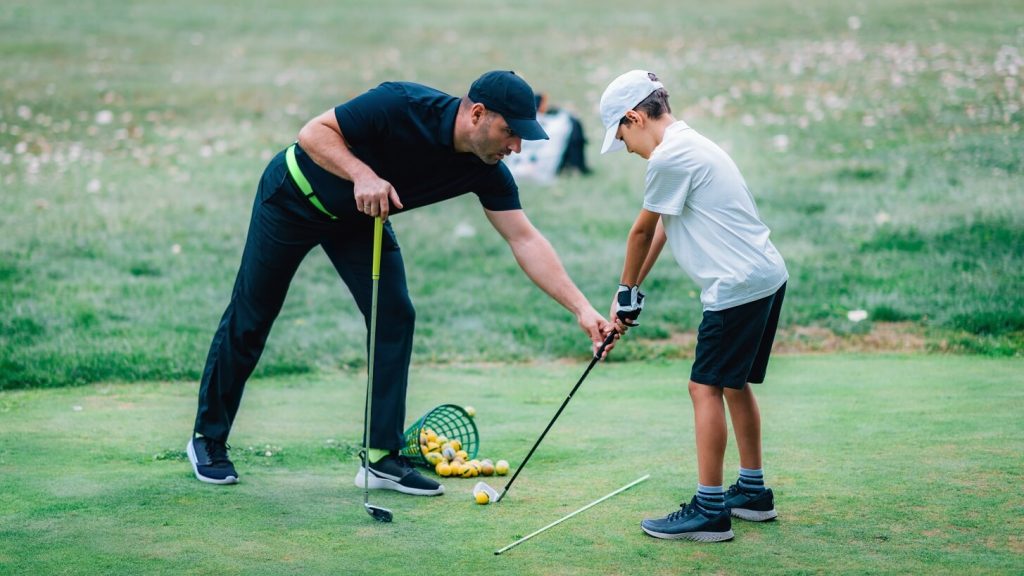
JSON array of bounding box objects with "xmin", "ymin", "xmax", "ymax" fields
[
  {"xmin": 354, "ymin": 451, "xmax": 444, "ymax": 496},
  {"xmin": 641, "ymin": 497, "xmax": 734, "ymax": 542},
  {"xmin": 724, "ymin": 484, "xmax": 777, "ymax": 522},
  {"xmin": 187, "ymin": 436, "xmax": 238, "ymax": 485}
]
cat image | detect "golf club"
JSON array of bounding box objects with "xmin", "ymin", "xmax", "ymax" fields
[
  {"xmin": 476, "ymin": 331, "xmax": 617, "ymax": 504},
  {"xmin": 361, "ymin": 216, "xmax": 393, "ymax": 523},
  {"xmin": 494, "ymin": 474, "xmax": 650, "ymax": 555}
]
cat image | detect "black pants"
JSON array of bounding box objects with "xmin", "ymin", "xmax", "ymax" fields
[{"xmin": 193, "ymin": 149, "xmax": 414, "ymax": 450}]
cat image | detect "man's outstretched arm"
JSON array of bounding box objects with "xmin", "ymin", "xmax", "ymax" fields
[{"xmin": 484, "ymin": 208, "xmax": 615, "ymax": 356}]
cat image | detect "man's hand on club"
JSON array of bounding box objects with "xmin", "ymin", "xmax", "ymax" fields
[
  {"xmin": 577, "ymin": 307, "xmax": 618, "ymax": 359},
  {"xmin": 353, "ymin": 173, "xmax": 403, "ymax": 220}
]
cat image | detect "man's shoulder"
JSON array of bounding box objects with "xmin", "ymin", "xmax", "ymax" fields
[
  {"xmin": 376, "ymin": 80, "xmax": 439, "ymax": 95},
  {"xmin": 376, "ymin": 81, "xmax": 457, "ymax": 108}
]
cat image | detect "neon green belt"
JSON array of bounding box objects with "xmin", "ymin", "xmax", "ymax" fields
[{"xmin": 285, "ymin": 144, "xmax": 338, "ymax": 220}]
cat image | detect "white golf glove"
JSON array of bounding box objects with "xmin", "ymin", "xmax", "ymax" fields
[{"xmin": 615, "ymin": 284, "xmax": 646, "ymax": 327}]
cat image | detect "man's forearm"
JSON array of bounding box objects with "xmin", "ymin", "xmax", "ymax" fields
[{"xmin": 510, "ymin": 234, "xmax": 589, "ymax": 317}]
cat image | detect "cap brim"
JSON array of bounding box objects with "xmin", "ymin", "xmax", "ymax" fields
[
  {"xmin": 601, "ymin": 123, "xmax": 625, "ymax": 154},
  {"xmin": 506, "ymin": 117, "xmax": 549, "ymax": 141}
]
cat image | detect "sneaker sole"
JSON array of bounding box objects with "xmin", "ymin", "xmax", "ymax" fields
[
  {"xmin": 353, "ymin": 466, "xmax": 444, "ymax": 496},
  {"xmin": 186, "ymin": 440, "xmax": 238, "ymax": 485},
  {"xmin": 731, "ymin": 507, "xmax": 777, "ymax": 522},
  {"xmin": 641, "ymin": 526, "xmax": 735, "ymax": 542}
]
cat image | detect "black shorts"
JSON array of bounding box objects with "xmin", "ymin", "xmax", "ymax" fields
[{"xmin": 691, "ymin": 283, "xmax": 786, "ymax": 389}]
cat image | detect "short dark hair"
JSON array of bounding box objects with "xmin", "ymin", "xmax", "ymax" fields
[{"xmin": 619, "ymin": 76, "xmax": 671, "ymax": 126}]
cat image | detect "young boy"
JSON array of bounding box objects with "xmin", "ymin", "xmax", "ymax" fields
[{"xmin": 601, "ymin": 70, "xmax": 788, "ymax": 542}]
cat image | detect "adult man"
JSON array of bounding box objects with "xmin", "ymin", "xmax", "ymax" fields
[{"xmin": 187, "ymin": 71, "xmax": 614, "ymax": 497}]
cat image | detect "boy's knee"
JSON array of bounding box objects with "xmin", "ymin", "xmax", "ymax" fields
[
  {"xmin": 689, "ymin": 380, "xmax": 723, "ymax": 400},
  {"xmin": 723, "ymin": 383, "xmax": 755, "ymax": 402}
]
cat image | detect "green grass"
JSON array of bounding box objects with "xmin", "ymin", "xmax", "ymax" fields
[
  {"xmin": 1, "ymin": 4, "xmax": 1020, "ymax": 572},
  {"xmin": 1, "ymin": 0, "xmax": 1022, "ymax": 389},
  {"xmin": 1, "ymin": 355, "xmax": 1021, "ymax": 574}
]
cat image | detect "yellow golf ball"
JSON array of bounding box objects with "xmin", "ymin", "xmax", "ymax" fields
[
  {"xmin": 474, "ymin": 490, "xmax": 490, "ymax": 505},
  {"xmin": 435, "ymin": 461, "xmax": 451, "ymax": 477}
]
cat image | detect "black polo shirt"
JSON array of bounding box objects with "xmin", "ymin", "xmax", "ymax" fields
[{"xmin": 291, "ymin": 81, "xmax": 521, "ymax": 219}]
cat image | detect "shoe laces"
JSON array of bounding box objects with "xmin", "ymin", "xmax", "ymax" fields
[
  {"xmin": 205, "ymin": 439, "xmax": 231, "ymax": 465},
  {"xmin": 727, "ymin": 483, "xmax": 760, "ymax": 497},
  {"xmin": 391, "ymin": 453, "xmax": 414, "ymax": 473},
  {"xmin": 666, "ymin": 500, "xmax": 697, "ymax": 522},
  {"xmin": 366, "ymin": 451, "xmax": 414, "ymax": 474}
]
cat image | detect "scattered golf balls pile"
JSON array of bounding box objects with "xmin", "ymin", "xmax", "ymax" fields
[{"xmin": 418, "ymin": 427, "xmax": 509, "ymax": 479}]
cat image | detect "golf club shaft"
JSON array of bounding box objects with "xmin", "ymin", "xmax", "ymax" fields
[
  {"xmin": 494, "ymin": 474, "xmax": 650, "ymax": 555},
  {"xmin": 496, "ymin": 331, "xmax": 616, "ymax": 503},
  {"xmin": 362, "ymin": 217, "xmax": 385, "ymax": 512}
]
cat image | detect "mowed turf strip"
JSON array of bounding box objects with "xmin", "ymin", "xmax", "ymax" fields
[{"xmin": 1, "ymin": 355, "xmax": 1021, "ymax": 575}]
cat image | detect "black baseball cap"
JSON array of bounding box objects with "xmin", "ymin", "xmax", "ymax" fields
[{"xmin": 468, "ymin": 70, "xmax": 549, "ymax": 141}]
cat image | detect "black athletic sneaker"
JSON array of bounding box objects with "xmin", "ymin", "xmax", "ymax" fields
[
  {"xmin": 640, "ymin": 497, "xmax": 734, "ymax": 542},
  {"xmin": 187, "ymin": 436, "xmax": 238, "ymax": 485},
  {"xmin": 724, "ymin": 484, "xmax": 777, "ymax": 522},
  {"xmin": 353, "ymin": 451, "xmax": 444, "ymax": 496}
]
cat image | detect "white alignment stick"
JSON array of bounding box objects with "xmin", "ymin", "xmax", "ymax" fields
[{"xmin": 494, "ymin": 474, "xmax": 651, "ymax": 555}]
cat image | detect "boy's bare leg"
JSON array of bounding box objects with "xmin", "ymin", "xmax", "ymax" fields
[
  {"xmin": 723, "ymin": 384, "xmax": 762, "ymax": 470},
  {"xmin": 721, "ymin": 383, "xmax": 777, "ymax": 521},
  {"xmin": 689, "ymin": 380, "xmax": 727, "ymax": 487},
  {"xmin": 640, "ymin": 379, "xmax": 736, "ymax": 541}
]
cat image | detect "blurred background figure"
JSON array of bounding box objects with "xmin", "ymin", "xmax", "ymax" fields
[{"xmin": 505, "ymin": 93, "xmax": 592, "ymax": 184}]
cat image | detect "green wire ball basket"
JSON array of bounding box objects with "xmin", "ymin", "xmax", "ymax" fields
[{"xmin": 400, "ymin": 404, "xmax": 479, "ymax": 468}]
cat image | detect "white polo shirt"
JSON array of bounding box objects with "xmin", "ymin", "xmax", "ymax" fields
[{"xmin": 643, "ymin": 121, "xmax": 788, "ymax": 311}]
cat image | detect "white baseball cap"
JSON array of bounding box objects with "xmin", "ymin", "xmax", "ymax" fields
[{"xmin": 599, "ymin": 70, "xmax": 664, "ymax": 154}]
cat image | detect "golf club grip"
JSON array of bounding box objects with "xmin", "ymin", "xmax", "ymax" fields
[
  {"xmin": 371, "ymin": 217, "xmax": 383, "ymax": 279},
  {"xmin": 594, "ymin": 331, "xmax": 616, "ymax": 359}
]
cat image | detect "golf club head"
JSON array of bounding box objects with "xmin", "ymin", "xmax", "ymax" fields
[
  {"xmin": 473, "ymin": 481, "xmax": 501, "ymax": 504},
  {"xmin": 365, "ymin": 503, "xmax": 393, "ymax": 522}
]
